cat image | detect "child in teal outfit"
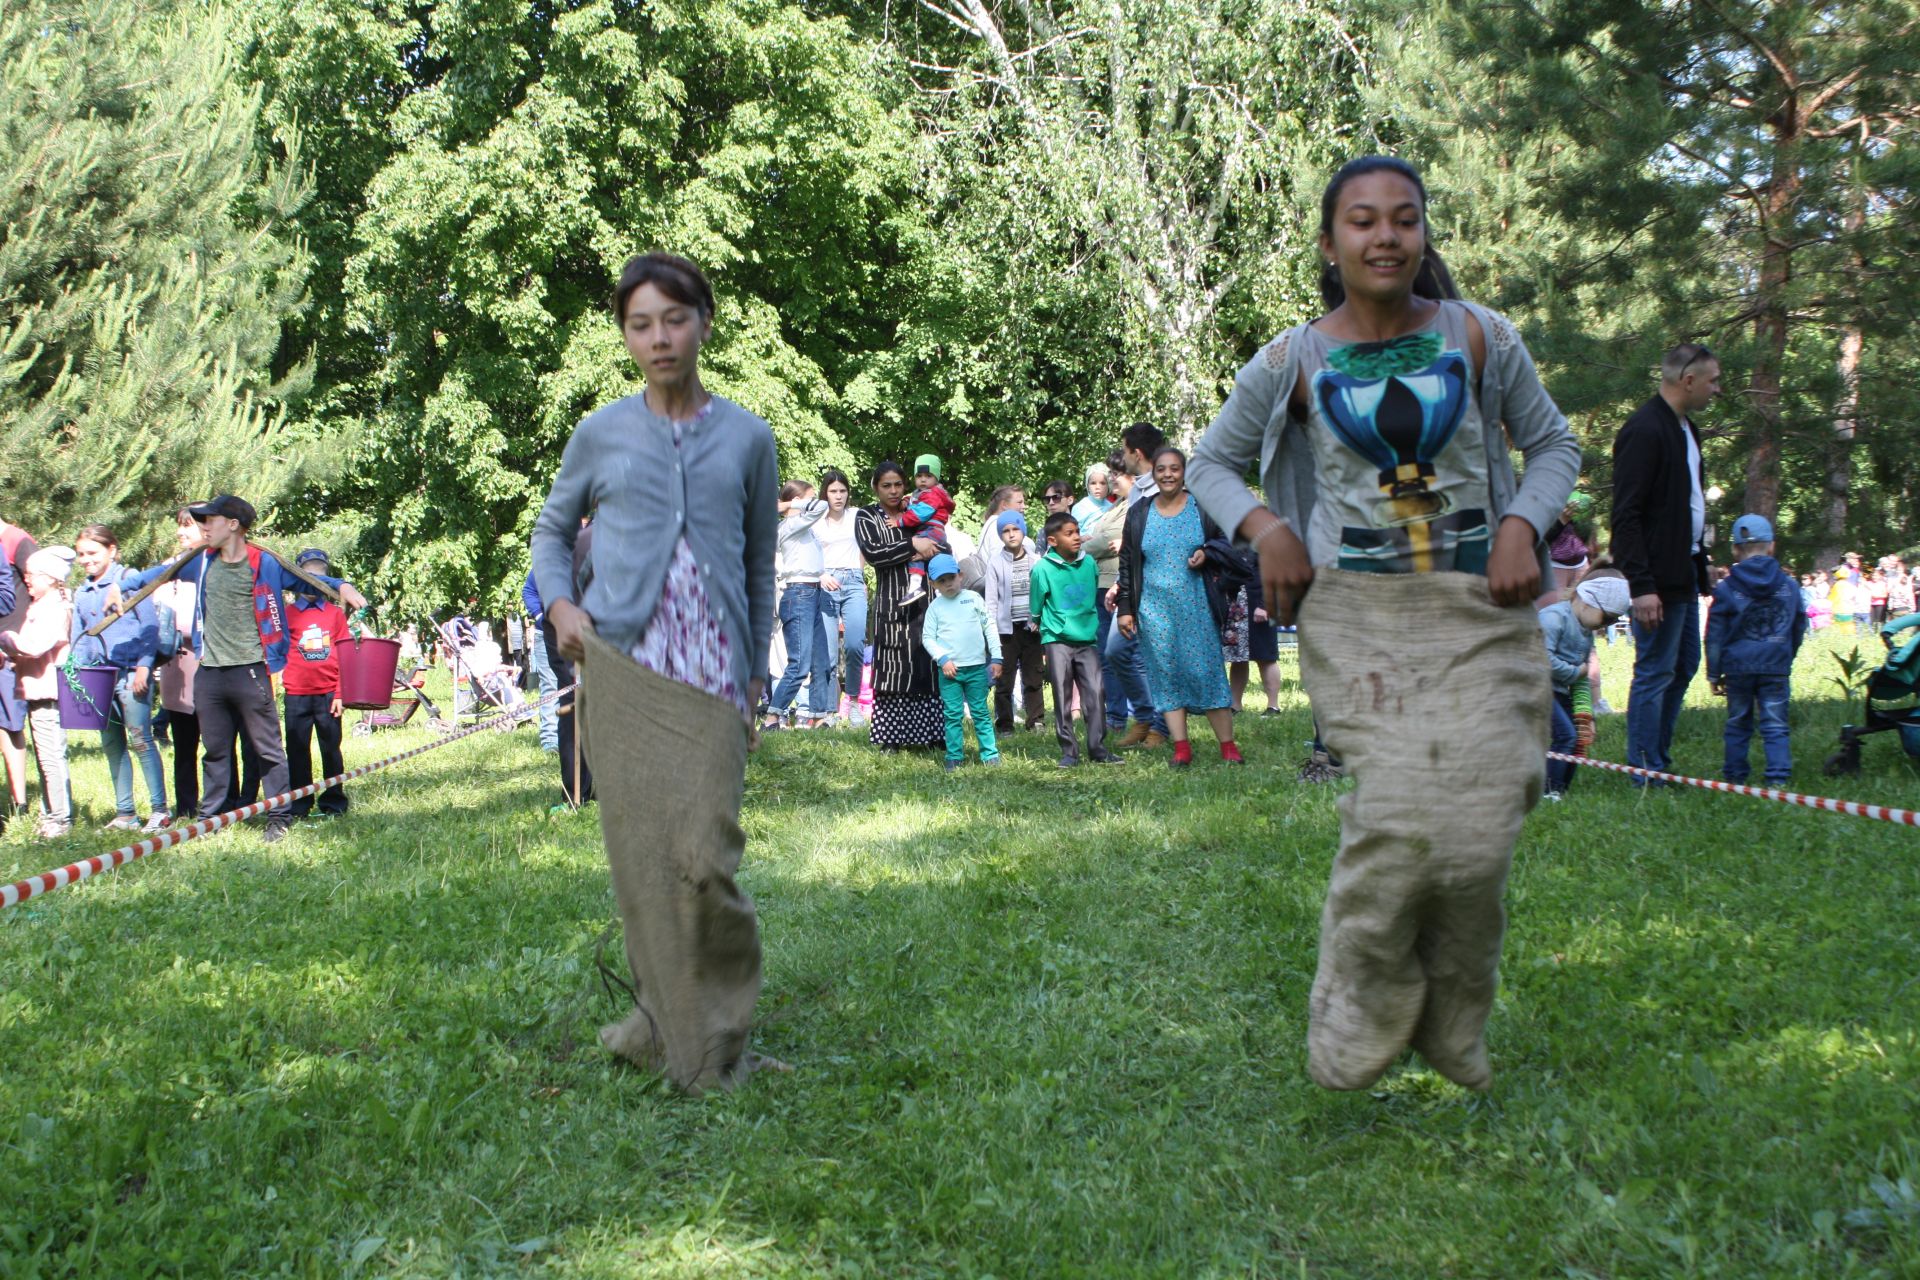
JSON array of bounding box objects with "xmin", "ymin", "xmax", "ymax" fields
[
  {"xmin": 921, "ymin": 553, "xmax": 1002, "ymax": 770},
  {"xmin": 1030, "ymin": 512, "xmax": 1118, "ymax": 767}
]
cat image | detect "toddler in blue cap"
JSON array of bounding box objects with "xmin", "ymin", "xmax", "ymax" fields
[
  {"xmin": 1706, "ymin": 513, "xmax": 1807, "ymax": 786},
  {"xmin": 920, "ymin": 552, "xmax": 1002, "ymax": 770}
]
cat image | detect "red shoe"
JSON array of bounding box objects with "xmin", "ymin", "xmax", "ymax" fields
[
  {"xmin": 1220, "ymin": 741, "xmax": 1244, "ymax": 765},
  {"xmin": 1171, "ymin": 740, "xmax": 1194, "ymax": 768}
]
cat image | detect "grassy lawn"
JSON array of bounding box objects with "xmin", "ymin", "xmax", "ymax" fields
[{"xmin": 2, "ymin": 628, "xmax": 1917, "ymax": 1278}]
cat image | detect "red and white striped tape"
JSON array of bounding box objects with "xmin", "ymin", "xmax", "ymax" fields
[
  {"xmin": 2, "ymin": 686, "xmax": 574, "ymax": 911},
  {"xmin": 1548, "ymin": 752, "xmax": 1917, "ymax": 827}
]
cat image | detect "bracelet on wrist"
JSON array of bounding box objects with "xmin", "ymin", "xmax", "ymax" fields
[{"xmin": 1251, "ymin": 518, "xmax": 1291, "ymax": 552}]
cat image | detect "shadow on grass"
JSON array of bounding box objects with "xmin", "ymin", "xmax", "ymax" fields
[{"xmin": 6, "ymin": 672, "xmax": 1920, "ymax": 1276}]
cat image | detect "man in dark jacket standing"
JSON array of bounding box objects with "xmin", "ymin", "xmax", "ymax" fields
[{"xmin": 1611, "ymin": 344, "xmax": 1719, "ymax": 780}]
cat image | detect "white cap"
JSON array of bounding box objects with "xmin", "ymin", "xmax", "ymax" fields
[
  {"xmin": 24, "ymin": 546, "xmax": 76, "ymax": 581},
  {"xmin": 1574, "ymin": 575, "xmax": 1632, "ymax": 620}
]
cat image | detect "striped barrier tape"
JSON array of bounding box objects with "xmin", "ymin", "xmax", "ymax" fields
[
  {"xmin": 2, "ymin": 684, "xmax": 575, "ymax": 911},
  {"xmin": 1547, "ymin": 752, "xmax": 1917, "ymax": 827}
]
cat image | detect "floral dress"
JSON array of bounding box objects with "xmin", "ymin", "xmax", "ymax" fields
[
  {"xmin": 1220, "ymin": 587, "xmax": 1250, "ymax": 663},
  {"xmin": 627, "ymin": 404, "xmax": 745, "ymax": 715}
]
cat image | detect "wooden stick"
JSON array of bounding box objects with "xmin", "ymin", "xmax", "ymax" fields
[
  {"xmin": 84, "ymin": 548, "xmax": 199, "ymax": 638},
  {"xmin": 92, "ymin": 539, "xmax": 353, "ymax": 640},
  {"xmin": 246, "ymin": 539, "xmax": 347, "ymax": 607}
]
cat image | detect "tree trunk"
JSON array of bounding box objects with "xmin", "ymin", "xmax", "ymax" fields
[
  {"xmin": 1822, "ymin": 189, "xmax": 1867, "ymax": 566},
  {"xmin": 1744, "ymin": 105, "xmax": 1801, "ymax": 523}
]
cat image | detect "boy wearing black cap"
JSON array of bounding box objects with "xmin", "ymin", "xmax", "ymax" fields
[
  {"xmin": 283, "ymin": 549, "xmax": 352, "ymax": 817},
  {"xmin": 122, "ymin": 495, "xmax": 367, "ymax": 842}
]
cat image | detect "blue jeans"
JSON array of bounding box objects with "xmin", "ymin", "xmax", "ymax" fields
[
  {"xmin": 1723, "ymin": 673, "xmax": 1791, "ymax": 782},
  {"xmin": 102, "ymin": 671, "xmax": 168, "ymax": 817},
  {"xmin": 771, "ymin": 583, "xmax": 833, "ymax": 716},
  {"xmin": 1096, "ymin": 596, "xmax": 1130, "ymax": 727},
  {"xmin": 1627, "ymin": 594, "xmax": 1700, "ymax": 777},
  {"xmin": 1102, "ymin": 611, "xmax": 1167, "ymax": 734},
  {"xmin": 820, "ymin": 578, "xmax": 868, "ymax": 708},
  {"xmin": 1546, "ymin": 690, "xmax": 1577, "ymax": 794},
  {"xmin": 529, "ymin": 625, "xmax": 559, "ymax": 751}
]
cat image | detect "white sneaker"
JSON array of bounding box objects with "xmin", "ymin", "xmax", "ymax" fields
[
  {"xmin": 36, "ymin": 818, "xmax": 71, "ymax": 840},
  {"xmin": 105, "ymin": 815, "xmax": 142, "ymax": 832},
  {"xmin": 141, "ymin": 811, "xmax": 173, "ymax": 834}
]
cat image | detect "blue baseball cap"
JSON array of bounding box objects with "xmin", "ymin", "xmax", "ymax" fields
[
  {"xmin": 1730, "ymin": 513, "xmax": 1774, "ymax": 545},
  {"xmin": 927, "ymin": 553, "xmax": 960, "ymax": 580}
]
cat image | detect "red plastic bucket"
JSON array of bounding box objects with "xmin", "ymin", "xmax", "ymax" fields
[
  {"xmin": 58, "ymin": 665, "xmax": 117, "ymax": 730},
  {"xmin": 338, "ymin": 637, "xmax": 402, "ymax": 710}
]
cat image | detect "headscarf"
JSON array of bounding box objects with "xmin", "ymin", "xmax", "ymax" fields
[{"xmin": 995, "ymin": 511, "xmax": 1028, "ymax": 537}]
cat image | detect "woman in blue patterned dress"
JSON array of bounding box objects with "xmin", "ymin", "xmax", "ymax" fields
[{"xmin": 1114, "ymin": 447, "xmax": 1239, "ymax": 768}]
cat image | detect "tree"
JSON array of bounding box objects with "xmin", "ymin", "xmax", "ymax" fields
[
  {"xmin": 0, "ymin": 0, "xmax": 312, "ymax": 560},
  {"xmin": 296, "ymin": 0, "xmax": 916, "ymax": 619},
  {"xmin": 880, "ymin": 0, "xmax": 1365, "ymax": 453},
  {"xmin": 1375, "ymin": 0, "xmax": 1920, "ymax": 560}
]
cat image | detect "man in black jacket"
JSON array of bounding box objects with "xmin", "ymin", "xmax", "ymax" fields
[{"xmin": 1611, "ymin": 343, "xmax": 1719, "ymax": 779}]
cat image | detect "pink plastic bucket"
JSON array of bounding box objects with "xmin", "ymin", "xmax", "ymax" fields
[
  {"xmin": 338, "ymin": 637, "xmax": 402, "ymax": 710},
  {"xmin": 58, "ymin": 665, "xmax": 117, "ymax": 730}
]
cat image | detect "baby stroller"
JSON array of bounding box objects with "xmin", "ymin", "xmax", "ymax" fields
[
  {"xmin": 1824, "ymin": 613, "xmax": 1920, "ymax": 775},
  {"xmin": 353, "ymin": 665, "xmax": 449, "ymax": 737},
  {"xmin": 436, "ymin": 616, "xmax": 530, "ymax": 726}
]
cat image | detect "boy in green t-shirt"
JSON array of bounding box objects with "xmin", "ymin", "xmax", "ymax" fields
[{"xmin": 1029, "ymin": 512, "xmax": 1120, "ymax": 768}]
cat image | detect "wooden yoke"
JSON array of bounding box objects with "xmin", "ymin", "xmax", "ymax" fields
[
  {"xmin": 91, "ymin": 539, "xmax": 353, "ymax": 638},
  {"xmin": 248, "ymin": 539, "xmax": 348, "ymax": 607},
  {"xmin": 83, "ymin": 548, "xmax": 199, "ymax": 639}
]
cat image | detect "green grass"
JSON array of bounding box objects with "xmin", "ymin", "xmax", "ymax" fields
[{"xmin": 2, "ymin": 631, "xmax": 1917, "ymax": 1278}]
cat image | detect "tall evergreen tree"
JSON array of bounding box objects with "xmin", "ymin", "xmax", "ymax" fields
[
  {"xmin": 1375, "ymin": 0, "xmax": 1920, "ymax": 554},
  {"xmin": 0, "ymin": 0, "xmax": 312, "ymax": 559}
]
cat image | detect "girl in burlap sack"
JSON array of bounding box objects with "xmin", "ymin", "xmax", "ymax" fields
[
  {"xmin": 533, "ymin": 252, "xmax": 786, "ymax": 1093},
  {"xmin": 1188, "ymin": 157, "xmax": 1580, "ymax": 1091}
]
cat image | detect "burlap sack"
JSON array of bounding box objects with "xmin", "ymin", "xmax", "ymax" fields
[
  {"xmin": 579, "ymin": 629, "xmax": 763, "ymax": 1093},
  {"xmin": 1296, "ymin": 568, "xmax": 1548, "ymax": 1091}
]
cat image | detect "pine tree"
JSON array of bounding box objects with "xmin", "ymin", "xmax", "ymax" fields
[
  {"xmin": 0, "ymin": 0, "xmax": 311, "ymax": 561},
  {"xmin": 1375, "ymin": 0, "xmax": 1920, "ymax": 548}
]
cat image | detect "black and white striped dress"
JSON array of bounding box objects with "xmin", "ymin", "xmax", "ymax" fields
[{"xmin": 855, "ymin": 504, "xmax": 943, "ymax": 748}]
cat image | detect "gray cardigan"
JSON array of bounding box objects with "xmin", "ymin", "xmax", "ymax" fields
[
  {"xmin": 531, "ymin": 392, "xmax": 779, "ymax": 698},
  {"xmin": 1187, "ymin": 301, "xmax": 1581, "ymax": 584}
]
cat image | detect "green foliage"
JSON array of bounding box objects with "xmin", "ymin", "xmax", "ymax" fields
[
  {"xmin": 1827, "ymin": 645, "xmax": 1875, "ymax": 721},
  {"xmin": 273, "ymin": 0, "xmax": 900, "ymax": 619},
  {"xmin": 12, "ymin": 0, "xmax": 1914, "ymax": 610},
  {"xmin": 1373, "ymin": 0, "xmax": 1920, "ymax": 566},
  {"xmin": 868, "ymin": 0, "xmax": 1362, "ymax": 473},
  {"xmin": 3, "ymin": 635, "xmax": 1919, "ymax": 1275},
  {"xmin": 0, "ymin": 0, "xmax": 313, "ymax": 563}
]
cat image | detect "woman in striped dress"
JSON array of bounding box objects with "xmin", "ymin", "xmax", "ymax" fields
[{"xmin": 855, "ymin": 461, "xmax": 945, "ymax": 749}]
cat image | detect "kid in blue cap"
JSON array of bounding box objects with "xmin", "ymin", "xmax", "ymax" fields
[
  {"xmin": 920, "ymin": 552, "xmax": 1001, "ymax": 771},
  {"xmin": 1707, "ymin": 512, "xmax": 1805, "ymax": 785}
]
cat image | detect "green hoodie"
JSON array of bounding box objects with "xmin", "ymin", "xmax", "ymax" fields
[{"xmin": 1028, "ymin": 548, "xmax": 1100, "ymax": 645}]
